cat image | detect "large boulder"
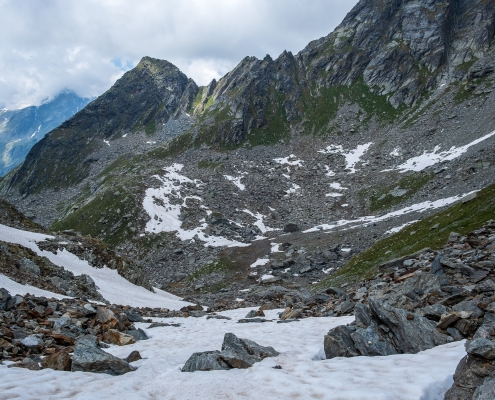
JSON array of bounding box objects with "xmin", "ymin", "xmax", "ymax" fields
[
  {"xmin": 324, "ymin": 300, "xmax": 449, "ymax": 359},
  {"xmin": 41, "ymin": 349, "xmax": 72, "ymax": 371},
  {"xmin": 182, "ymin": 333, "xmax": 279, "ymax": 372},
  {"xmin": 103, "ymin": 329, "xmax": 136, "ymax": 346},
  {"xmin": 71, "ymin": 335, "xmax": 134, "ymax": 375}
]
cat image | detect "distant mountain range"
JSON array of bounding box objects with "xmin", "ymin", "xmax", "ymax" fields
[{"xmin": 0, "ymin": 91, "xmax": 92, "ymax": 176}]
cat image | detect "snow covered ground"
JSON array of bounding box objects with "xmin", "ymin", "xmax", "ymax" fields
[
  {"xmin": 0, "ymin": 307, "xmax": 465, "ymax": 399},
  {"xmin": 304, "ymin": 191, "xmax": 477, "ymax": 233},
  {"xmin": 384, "ymin": 130, "xmax": 495, "ymax": 173},
  {"xmin": 319, "ymin": 142, "xmax": 373, "ymax": 174},
  {"xmin": 0, "ymin": 223, "xmax": 190, "ymax": 309}
]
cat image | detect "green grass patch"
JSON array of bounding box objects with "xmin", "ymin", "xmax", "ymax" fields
[
  {"xmin": 51, "ymin": 187, "xmax": 137, "ymax": 246},
  {"xmin": 317, "ymin": 183, "xmax": 495, "ymax": 289},
  {"xmin": 188, "ymin": 257, "xmax": 236, "ymax": 282}
]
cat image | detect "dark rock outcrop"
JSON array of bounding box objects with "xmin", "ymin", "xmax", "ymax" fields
[
  {"xmin": 71, "ymin": 335, "xmax": 134, "ymax": 375},
  {"xmin": 324, "ymin": 300, "xmax": 449, "ymax": 359},
  {"xmin": 182, "ymin": 332, "xmax": 279, "ymax": 372}
]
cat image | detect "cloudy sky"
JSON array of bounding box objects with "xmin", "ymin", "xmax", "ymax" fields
[{"xmin": 0, "ymin": 0, "xmax": 358, "ymax": 109}]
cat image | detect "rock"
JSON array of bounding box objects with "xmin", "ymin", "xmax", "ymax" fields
[
  {"xmin": 453, "ymin": 300, "xmax": 484, "ymax": 318},
  {"xmin": 20, "ymin": 334, "xmax": 44, "ymax": 352},
  {"xmin": 245, "ymin": 309, "xmax": 265, "ymax": 318},
  {"xmin": 41, "ymin": 349, "xmax": 72, "ymax": 371},
  {"xmin": 283, "ymin": 223, "xmax": 299, "ymax": 233},
  {"xmin": 466, "ymin": 338, "xmax": 495, "ymax": 360},
  {"xmin": 280, "ymin": 307, "xmax": 302, "ymax": 321},
  {"xmin": 103, "ymin": 329, "xmax": 136, "ymax": 346},
  {"xmin": 71, "ymin": 335, "xmax": 134, "ymax": 375},
  {"xmin": 124, "ymin": 350, "xmax": 142, "ymax": 363},
  {"xmin": 206, "ymin": 315, "xmax": 231, "ymax": 320},
  {"xmin": 96, "ymin": 307, "xmax": 121, "ymax": 330},
  {"xmin": 147, "ymin": 322, "xmax": 181, "ymax": 328},
  {"xmin": 477, "ymin": 279, "xmax": 495, "ymax": 293},
  {"xmin": 0, "ymin": 288, "xmax": 12, "ymax": 311},
  {"xmin": 473, "ymin": 378, "xmax": 495, "ymax": 400},
  {"xmin": 324, "ymin": 325, "xmax": 360, "ymax": 359},
  {"xmin": 19, "ymin": 258, "xmax": 41, "ymax": 275},
  {"xmin": 437, "ymin": 313, "xmax": 462, "ymax": 330},
  {"xmin": 219, "ymin": 332, "xmax": 279, "ymax": 368},
  {"xmin": 238, "ymin": 318, "xmax": 268, "ymax": 323},
  {"xmin": 182, "ymin": 333, "xmax": 279, "ymax": 372},
  {"xmin": 418, "ymin": 304, "xmax": 448, "ymax": 321},
  {"xmin": 123, "ymin": 309, "xmax": 144, "ymax": 323},
  {"xmin": 369, "ymin": 299, "xmax": 449, "ymax": 353},
  {"xmin": 181, "ymin": 351, "xmax": 231, "ymax": 372},
  {"xmin": 337, "ymin": 300, "xmax": 355, "ymax": 315},
  {"xmin": 125, "ymin": 328, "xmax": 148, "ymax": 341},
  {"xmin": 53, "ymin": 316, "xmax": 72, "ymax": 331}
]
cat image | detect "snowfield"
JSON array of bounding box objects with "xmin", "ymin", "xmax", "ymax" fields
[
  {"xmin": 0, "ymin": 223, "xmax": 190, "ymax": 309},
  {"xmin": 0, "ymin": 307, "xmax": 464, "ymax": 399},
  {"xmin": 304, "ymin": 191, "xmax": 477, "ymax": 233}
]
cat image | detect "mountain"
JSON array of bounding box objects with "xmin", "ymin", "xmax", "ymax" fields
[
  {"xmin": 1, "ymin": 0, "xmax": 495, "ymax": 306},
  {"xmin": 0, "ymin": 91, "xmax": 92, "ymax": 176}
]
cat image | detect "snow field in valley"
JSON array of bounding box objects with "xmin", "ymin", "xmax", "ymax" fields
[
  {"xmin": 0, "ymin": 308, "xmax": 465, "ymax": 399},
  {"xmin": 0, "ymin": 223, "xmax": 190, "ymax": 309}
]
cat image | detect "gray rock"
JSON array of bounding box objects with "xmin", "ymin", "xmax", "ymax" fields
[
  {"xmin": 418, "ymin": 304, "xmax": 448, "ymax": 321},
  {"xmin": 220, "ymin": 332, "xmax": 279, "ymax": 368},
  {"xmin": 473, "ymin": 377, "xmax": 495, "ymax": 400},
  {"xmin": 125, "ymin": 328, "xmax": 148, "ymax": 341},
  {"xmin": 466, "ymin": 338, "xmax": 495, "ymax": 360},
  {"xmin": 0, "ymin": 288, "xmax": 11, "ymax": 311},
  {"xmin": 453, "ymin": 300, "xmax": 484, "ymax": 318},
  {"xmin": 53, "ymin": 316, "xmax": 72, "ymax": 331},
  {"xmin": 181, "ymin": 351, "xmax": 231, "ymax": 372},
  {"xmin": 124, "ymin": 350, "xmax": 142, "ymax": 363},
  {"xmin": 19, "ymin": 258, "xmax": 41, "ymax": 275},
  {"xmin": 182, "ymin": 333, "xmax": 279, "ymax": 372},
  {"xmin": 71, "ymin": 335, "xmax": 134, "ymax": 375},
  {"xmin": 324, "ymin": 325, "xmax": 359, "ymax": 359},
  {"xmin": 369, "ymin": 299, "xmax": 450, "ymax": 353},
  {"xmin": 477, "ymin": 279, "xmax": 495, "ymax": 293}
]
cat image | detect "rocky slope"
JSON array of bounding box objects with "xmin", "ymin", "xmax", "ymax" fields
[
  {"xmin": 0, "ymin": 91, "xmax": 91, "ymax": 176},
  {"xmin": 1, "ymin": 0, "xmax": 495, "ymax": 305}
]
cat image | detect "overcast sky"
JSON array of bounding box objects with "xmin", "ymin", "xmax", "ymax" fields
[{"xmin": 0, "ymin": 0, "xmax": 358, "ymax": 109}]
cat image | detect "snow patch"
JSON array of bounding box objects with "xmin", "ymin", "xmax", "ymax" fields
[
  {"xmin": 224, "ymin": 174, "xmax": 246, "ymax": 191},
  {"xmin": 319, "ymin": 142, "xmax": 373, "ymax": 174},
  {"xmin": 250, "ymin": 258, "xmax": 270, "ymax": 268},
  {"xmin": 143, "ymin": 164, "xmax": 249, "ymax": 248},
  {"xmin": 384, "ymin": 130, "xmax": 495, "ymax": 172},
  {"xmin": 304, "ymin": 191, "xmax": 477, "ymax": 233},
  {"xmin": 274, "ymin": 155, "xmax": 304, "ymax": 166}
]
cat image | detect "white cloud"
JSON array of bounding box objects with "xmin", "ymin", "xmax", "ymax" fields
[{"xmin": 0, "ymin": 0, "xmax": 357, "ymax": 109}]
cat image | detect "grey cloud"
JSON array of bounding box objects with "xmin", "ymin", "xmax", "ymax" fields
[{"xmin": 0, "ymin": 0, "xmax": 358, "ymax": 109}]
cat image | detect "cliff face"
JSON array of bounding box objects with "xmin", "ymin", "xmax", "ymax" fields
[{"xmin": 8, "ymin": 57, "xmax": 197, "ymax": 194}]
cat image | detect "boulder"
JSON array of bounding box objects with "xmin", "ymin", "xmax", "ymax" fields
[
  {"xmin": 96, "ymin": 307, "xmax": 122, "ymax": 330},
  {"xmin": 182, "ymin": 333, "xmax": 279, "ymax": 372},
  {"xmin": 103, "ymin": 329, "xmax": 136, "ymax": 346},
  {"xmin": 220, "ymin": 333, "xmax": 279, "ymax": 368},
  {"xmin": 124, "ymin": 350, "xmax": 142, "ymax": 363},
  {"xmin": 324, "ymin": 300, "xmax": 449, "ymax": 359},
  {"xmin": 0, "ymin": 288, "xmax": 12, "ymax": 311},
  {"xmin": 125, "ymin": 328, "xmax": 148, "ymax": 341},
  {"xmin": 71, "ymin": 335, "xmax": 133, "ymax": 375},
  {"xmin": 41, "ymin": 349, "xmax": 72, "ymax": 371},
  {"xmin": 182, "ymin": 351, "xmax": 231, "ymax": 372}
]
